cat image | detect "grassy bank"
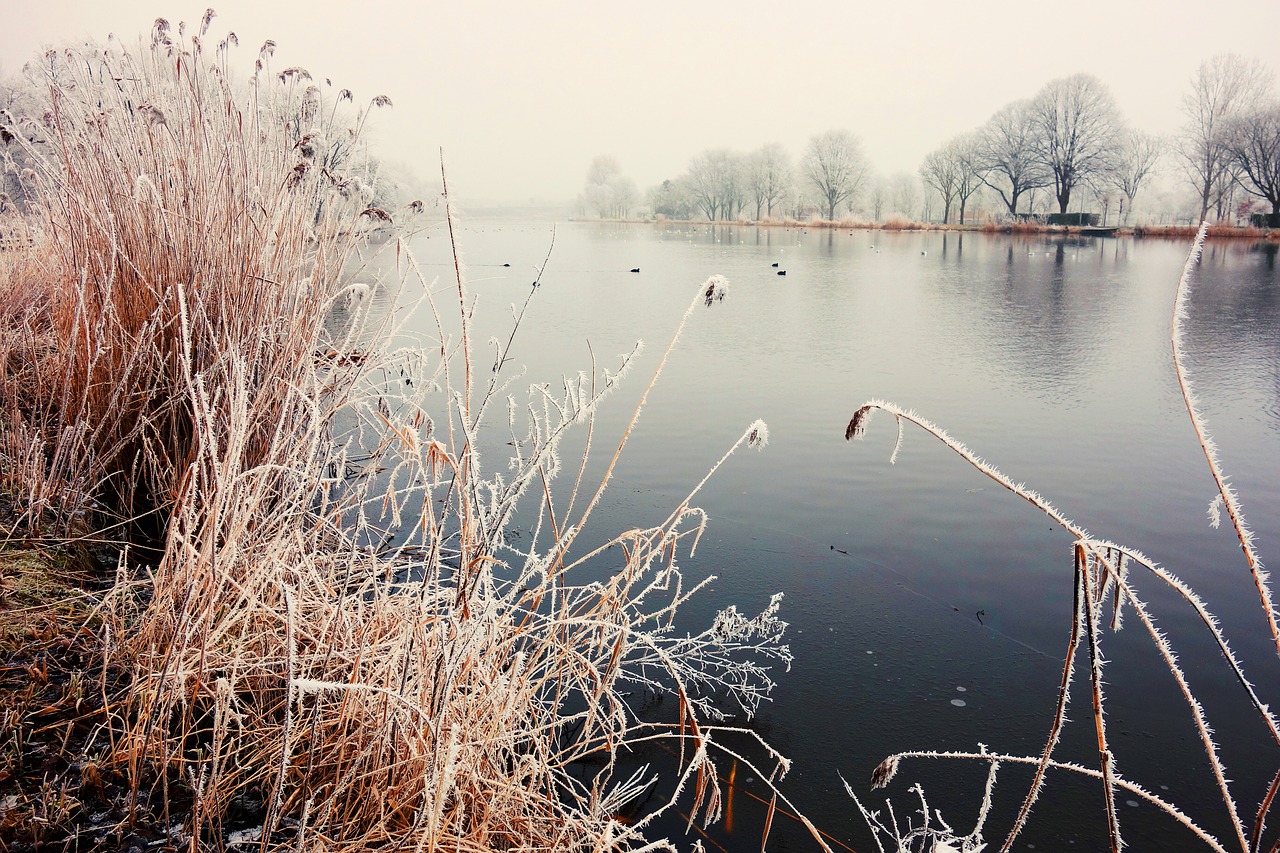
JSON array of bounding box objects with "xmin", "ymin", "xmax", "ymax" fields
[
  {"xmin": 0, "ymin": 18, "xmax": 801, "ymax": 853},
  {"xmin": 0, "ymin": 543, "xmax": 113, "ymax": 848}
]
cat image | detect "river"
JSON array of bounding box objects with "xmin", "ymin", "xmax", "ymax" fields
[{"xmin": 385, "ymin": 219, "xmax": 1280, "ymax": 851}]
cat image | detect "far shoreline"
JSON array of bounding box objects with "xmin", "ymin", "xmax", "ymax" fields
[{"xmin": 568, "ymin": 216, "xmax": 1280, "ymax": 242}]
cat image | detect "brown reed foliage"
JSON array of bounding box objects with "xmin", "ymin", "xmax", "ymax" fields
[
  {"xmin": 1133, "ymin": 223, "xmax": 1277, "ymax": 240},
  {"xmin": 980, "ymin": 219, "xmax": 1053, "ymax": 234},
  {"xmin": 878, "ymin": 216, "xmax": 930, "ymax": 231},
  {"xmin": 0, "ymin": 21, "xmax": 394, "ymax": 543},
  {"xmin": 0, "ymin": 15, "xmax": 807, "ymax": 852}
]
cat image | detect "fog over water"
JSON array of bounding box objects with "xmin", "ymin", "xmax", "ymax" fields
[{"xmin": 4, "ymin": 0, "xmax": 1280, "ymax": 205}]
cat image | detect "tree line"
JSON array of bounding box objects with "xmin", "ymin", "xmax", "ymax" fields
[{"xmin": 579, "ymin": 55, "xmax": 1280, "ymax": 227}]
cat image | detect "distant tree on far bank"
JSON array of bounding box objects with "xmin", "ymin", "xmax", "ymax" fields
[
  {"xmin": 579, "ymin": 155, "xmax": 638, "ymax": 219},
  {"xmin": 919, "ymin": 143, "xmax": 960, "ymax": 224},
  {"xmin": 684, "ymin": 149, "xmax": 746, "ymax": 221},
  {"xmin": 1226, "ymin": 101, "xmax": 1280, "ymax": 216},
  {"xmin": 1109, "ymin": 130, "xmax": 1164, "ymax": 224},
  {"xmin": 614, "ymin": 52, "xmax": 1280, "ymax": 227},
  {"xmin": 802, "ymin": 130, "xmax": 869, "ymax": 221},
  {"xmin": 951, "ymin": 135, "xmax": 985, "ymax": 225},
  {"xmin": 975, "ymin": 99, "xmax": 1051, "ymax": 216},
  {"xmin": 1180, "ymin": 54, "xmax": 1274, "ymax": 222},
  {"xmin": 746, "ymin": 143, "xmax": 792, "ymax": 220},
  {"xmin": 887, "ymin": 172, "xmax": 922, "ymax": 221},
  {"xmin": 920, "ymin": 135, "xmax": 982, "ymax": 225},
  {"xmin": 868, "ymin": 175, "xmax": 888, "ymax": 221},
  {"xmin": 646, "ymin": 178, "xmax": 695, "ymax": 219},
  {"xmin": 1030, "ymin": 73, "xmax": 1121, "ymax": 214}
]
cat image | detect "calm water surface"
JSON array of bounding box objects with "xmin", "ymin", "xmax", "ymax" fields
[{"xmin": 396, "ymin": 220, "xmax": 1280, "ymax": 851}]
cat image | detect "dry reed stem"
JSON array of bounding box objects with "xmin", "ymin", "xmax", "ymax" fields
[
  {"xmin": 1078, "ymin": 542, "xmax": 1122, "ymax": 852},
  {"xmin": 1170, "ymin": 221, "xmax": 1278, "ymax": 657},
  {"xmin": 868, "ymin": 748, "xmax": 1233, "ymax": 853},
  {"xmin": 556, "ymin": 274, "xmax": 728, "ymax": 572},
  {"xmin": 997, "ymin": 547, "xmax": 1083, "ymax": 852}
]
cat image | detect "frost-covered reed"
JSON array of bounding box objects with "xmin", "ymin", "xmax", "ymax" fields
[{"xmin": 0, "ymin": 15, "xmax": 804, "ymax": 851}]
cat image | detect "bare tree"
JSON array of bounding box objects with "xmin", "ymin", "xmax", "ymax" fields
[
  {"xmin": 975, "ymin": 99, "xmax": 1050, "ymax": 216},
  {"xmin": 919, "ymin": 191, "xmax": 935, "ymax": 224},
  {"xmin": 746, "ymin": 143, "xmax": 791, "ymax": 221},
  {"xmin": 610, "ymin": 177, "xmax": 639, "ymax": 220},
  {"xmin": 580, "ymin": 156, "xmax": 638, "ymax": 219},
  {"xmin": 802, "ymin": 130, "xmax": 869, "ymax": 221},
  {"xmin": 919, "ymin": 136, "xmax": 981, "ymax": 224},
  {"xmin": 1030, "ymin": 73, "xmax": 1121, "ymax": 214},
  {"xmin": 921, "ymin": 135, "xmax": 977, "ymax": 222},
  {"xmin": 686, "ymin": 151, "xmax": 721, "ymax": 221},
  {"xmin": 1226, "ymin": 101, "xmax": 1280, "ymax": 217},
  {"xmin": 722, "ymin": 161, "xmax": 746, "ymax": 221},
  {"xmin": 868, "ymin": 175, "xmax": 887, "ymax": 222},
  {"xmin": 685, "ymin": 149, "xmax": 745, "ymax": 221},
  {"xmin": 1211, "ymin": 162, "xmax": 1246, "ymax": 222},
  {"xmin": 919, "ymin": 145, "xmax": 960, "ymax": 224},
  {"xmin": 1180, "ymin": 54, "xmax": 1274, "ymax": 222},
  {"xmin": 953, "ymin": 134, "xmax": 984, "ymax": 225},
  {"xmin": 887, "ymin": 172, "xmax": 921, "ymax": 221},
  {"xmin": 1109, "ymin": 129, "xmax": 1163, "ymax": 224},
  {"xmin": 586, "ymin": 155, "xmax": 621, "ymax": 187}
]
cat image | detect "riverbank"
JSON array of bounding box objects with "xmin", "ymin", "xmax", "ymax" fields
[
  {"xmin": 576, "ymin": 216, "xmax": 1280, "ymax": 241},
  {"xmin": 0, "ymin": 542, "xmax": 130, "ymax": 850}
]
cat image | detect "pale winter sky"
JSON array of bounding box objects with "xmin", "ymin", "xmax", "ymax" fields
[{"xmin": 3, "ymin": 0, "xmax": 1279, "ymax": 207}]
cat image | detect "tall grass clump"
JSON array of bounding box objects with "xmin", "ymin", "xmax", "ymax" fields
[
  {"xmin": 0, "ymin": 13, "xmax": 807, "ymax": 851},
  {"xmin": 878, "ymin": 216, "xmax": 930, "ymax": 231},
  {"xmin": 844, "ymin": 223, "xmax": 1280, "ymax": 853},
  {"xmin": 1, "ymin": 17, "xmax": 397, "ymax": 541},
  {"xmin": 1133, "ymin": 223, "xmax": 1278, "ymax": 240},
  {"xmin": 981, "ymin": 218, "xmax": 1047, "ymax": 234}
]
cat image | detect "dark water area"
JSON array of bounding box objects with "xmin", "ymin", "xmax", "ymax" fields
[{"xmin": 390, "ymin": 220, "xmax": 1280, "ymax": 851}]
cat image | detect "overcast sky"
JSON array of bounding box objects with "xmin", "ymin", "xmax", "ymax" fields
[{"xmin": 3, "ymin": 1, "xmax": 1279, "ymax": 206}]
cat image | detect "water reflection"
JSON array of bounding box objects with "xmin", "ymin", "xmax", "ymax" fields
[
  {"xmin": 939, "ymin": 231, "xmax": 964, "ymax": 260},
  {"xmin": 1251, "ymin": 239, "xmax": 1278, "ymax": 269},
  {"xmin": 913, "ymin": 234, "xmax": 1130, "ymax": 404},
  {"xmin": 1183, "ymin": 240, "xmax": 1280, "ymax": 437}
]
